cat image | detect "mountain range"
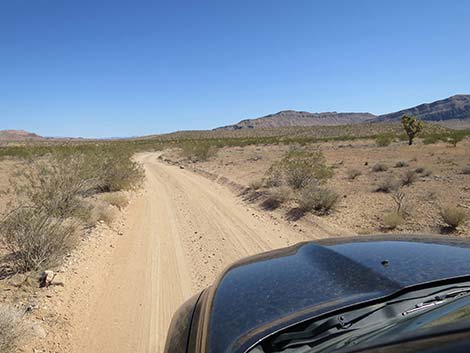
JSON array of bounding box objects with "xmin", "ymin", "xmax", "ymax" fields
[
  {"xmin": 1, "ymin": 95, "xmax": 469, "ymax": 141},
  {"xmin": 215, "ymin": 94, "xmax": 470, "ymax": 130},
  {"xmin": 0, "ymin": 129, "xmax": 46, "ymax": 142}
]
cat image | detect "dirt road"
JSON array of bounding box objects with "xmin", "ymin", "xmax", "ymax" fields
[{"xmin": 73, "ymin": 152, "xmax": 315, "ymax": 353}]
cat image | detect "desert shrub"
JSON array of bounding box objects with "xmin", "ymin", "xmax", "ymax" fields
[
  {"xmin": 87, "ymin": 201, "xmax": 117, "ymax": 226},
  {"xmin": 262, "ymin": 186, "xmax": 291, "ymax": 210},
  {"xmin": 463, "ymin": 166, "xmax": 470, "ymax": 175},
  {"xmin": 446, "ymin": 131, "xmax": 466, "ymax": 147},
  {"xmin": 100, "ymin": 192, "xmax": 129, "ymax": 210},
  {"xmin": 383, "ymin": 212, "xmax": 404, "ymax": 230},
  {"xmin": 423, "ymin": 134, "xmax": 441, "ymax": 145},
  {"xmin": 375, "ymin": 134, "xmax": 393, "ymax": 147},
  {"xmin": 0, "ymin": 149, "xmax": 143, "ymax": 273},
  {"xmin": 346, "ymin": 168, "xmax": 362, "ymax": 180},
  {"xmin": 99, "ymin": 154, "xmax": 144, "ymax": 192},
  {"xmin": 9, "ymin": 156, "xmax": 99, "ymax": 219},
  {"xmin": 401, "ymin": 169, "xmax": 418, "ymax": 186},
  {"xmin": 266, "ymin": 149, "xmax": 333, "ymax": 189},
  {"xmin": 297, "ymin": 185, "xmax": 339, "ymax": 214},
  {"xmin": 372, "ymin": 163, "xmax": 388, "ymax": 172},
  {"xmin": 264, "ymin": 168, "xmax": 283, "ymax": 188},
  {"xmin": 0, "ymin": 304, "xmax": 30, "ymax": 353},
  {"xmin": 0, "ymin": 208, "xmax": 79, "ymax": 272},
  {"xmin": 79, "ymin": 150, "xmax": 144, "ymax": 192},
  {"xmin": 394, "ymin": 160, "xmax": 409, "ymax": 168},
  {"xmin": 375, "ymin": 177, "xmax": 399, "ymax": 193},
  {"xmin": 440, "ymin": 206, "xmax": 467, "ymax": 229},
  {"xmin": 415, "ymin": 166, "xmax": 432, "ymax": 176},
  {"xmin": 180, "ymin": 141, "xmax": 218, "ymax": 162},
  {"xmin": 14, "ymin": 151, "xmax": 143, "ymax": 212}
]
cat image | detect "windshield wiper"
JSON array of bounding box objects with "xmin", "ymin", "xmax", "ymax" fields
[
  {"xmin": 266, "ymin": 304, "xmax": 387, "ymax": 351},
  {"xmin": 264, "ymin": 285, "xmax": 470, "ymax": 352},
  {"xmin": 402, "ymin": 288, "xmax": 470, "ymax": 316}
]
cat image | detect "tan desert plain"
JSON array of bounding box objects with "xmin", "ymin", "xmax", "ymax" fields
[{"xmin": 0, "ymin": 95, "xmax": 470, "ymax": 353}]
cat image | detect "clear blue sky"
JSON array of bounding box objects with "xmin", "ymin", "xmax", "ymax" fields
[{"xmin": 1, "ymin": 0, "xmax": 469, "ymax": 138}]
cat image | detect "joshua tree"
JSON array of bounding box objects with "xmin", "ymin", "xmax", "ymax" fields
[{"xmin": 401, "ymin": 115, "xmax": 424, "ymax": 145}]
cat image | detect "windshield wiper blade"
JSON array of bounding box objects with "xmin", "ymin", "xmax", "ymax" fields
[
  {"xmin": 265, "ymin": 286, "xmax": 470, "ymax": 352},
  {"xmin": 268, "ymin": 316, "xmax": 347, "ymax": 350},
  {"xmin": 402, "ymin": 288, "xmax": 470, "ymax": 316},
  {"xmin": 267, "ymin": 304, "xmax": 386, "ymax": 351}
]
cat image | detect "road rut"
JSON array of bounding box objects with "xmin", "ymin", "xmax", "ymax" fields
[{"xmin": 76, "ymin": 152, "xmax": 314, "ymax": 353}]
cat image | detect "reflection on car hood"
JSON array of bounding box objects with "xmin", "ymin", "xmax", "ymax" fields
[{"xmin": 205, "ymin": 235, "xmax": 470, "ymax": 353}]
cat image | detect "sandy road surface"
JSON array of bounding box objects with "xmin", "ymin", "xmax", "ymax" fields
[{"xmin": 75, "ymin": 152, "xmax": 314, "ymax": 353}]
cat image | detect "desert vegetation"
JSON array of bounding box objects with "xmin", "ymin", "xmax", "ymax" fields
[
  {"xmin": 0, "ymin": 120, "xmax": 469, "ymax": 351},
  {"xmin": 372, "ymin": 162, "xmax": 388, "ymax": 172},
  {"xmin": 0, "ymin": 144, "xmax": 144, "ymax": 349},
  {"xmin": 0, "ymin": 147, "xmax": 143, "ymax": 273},
  {"xmin": 240, "ymin": 148, "xmax": 339, "ymax": 217},
  {"xmin": 0, "ymin": 304, "xmax": 31, "ymax": 353},
  {"xmin": 158, "ymin": 124, "xmax": 469, "ymax": 236},
  {"xmin": 401, "ymin": 115, "xmax": 424, "ymax": 145},
  {"xmin": 375, "ymin": 134, "xmax": 393, "ymax": 147},
  {"xmin": 440, "ymin": 206, "xmax": 468, "ymax": 230}
]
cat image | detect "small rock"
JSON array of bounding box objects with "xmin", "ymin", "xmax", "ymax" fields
[{"xmin": 39, "ymin": 270, "xmax": 55, "ymax": 288}]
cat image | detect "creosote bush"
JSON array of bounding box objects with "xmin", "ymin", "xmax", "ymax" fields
[
  {"xmin": 383, "ymin": 212, "xmax": 404, "ymax": 230},
  {"xmin": 372, "ymin": 163, "xmax": 388, "ymax": 172},
  {"xmin": 401, "ymin": 169, "xmax": 418, "ymax": 186},
  {"xmin": 0, "ymin": 148, "xmax": 144, "ymax": 273},
  {"xmin": 375, "ymin": 177, "xmax": 399, "ymax": 193},
  {"xmin": 262, "ymin": 186, "xmax": 291, "ymax": 210},
  {"xmin": 423, "ymin": 134, "xmax": 441, "ymax": 145},
  {"xmin": 440, "ymin": 206, "xmax": 467, "ymax": 230},
  {"xmin": 297, "ymin": 185, "xmax": 339, "ymax": 215},
  {"xmin": 375, "ymin": 134, "xmax": 393, "ymax": 147},
  {"xmin": 180, "ymin": 141, "xmax": 218, "ymax": 162},
  {"xmin": 0, "ymin": 304, "xmax": 30, "ymax": 353},
  {"xmin": 0, "ymin": 208, "xmax": 79, "ymax": 272},
  {"xmin": 264, "ymin": 168, "xmax": 283, "ymax": 188},
  {"xmin": 446, "ymin": 132, "xmax": 466, "ymax": 147},
  {"xmin": 266, "ymin": 149, "xmax": 333, "ymax": 189},
  {"xmin": 78, "ymin": 149, "xmax": 145, "ymax": 192}
]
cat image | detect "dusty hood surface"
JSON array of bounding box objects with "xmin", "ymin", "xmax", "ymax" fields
[{"xmin": 205, "ymin": 236, "xmax": 470, "ymax": 353}]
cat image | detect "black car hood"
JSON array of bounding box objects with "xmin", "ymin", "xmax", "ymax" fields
[{"xmin": 203, "ymin": 235, "xmax": 470, "ymax": 353}]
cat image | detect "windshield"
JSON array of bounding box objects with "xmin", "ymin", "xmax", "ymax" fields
[{"xmin": 249, "ymin": 283, "xmax": 470, "ymax": 353}]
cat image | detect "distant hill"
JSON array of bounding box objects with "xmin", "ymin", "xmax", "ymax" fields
[
  {"xmin": 215, "ymin": 95, "xmax": 470, "ymax": 131},
  {"xmin": 215, "ymin": 111, "xmax": 376, "ymax": 130},
  {"xmin": 0, "ymin": 130, "xmax": 46, "ymax": 142},
  {"xmin": 374, "ymin": 95, "xmax": 470, "ymax": 124}
]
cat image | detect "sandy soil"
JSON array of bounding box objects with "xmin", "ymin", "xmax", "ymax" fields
[
  {"xmin": 162, "ymin": 139, "xmax": 470, "ymax": 235},
  {"xmin": 1, "ymin": 138, "xmax": 468, "ymax": 352},
  {"xmin": 24, "ymin": 152, "xmax": 325, "ymax": 353}
]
